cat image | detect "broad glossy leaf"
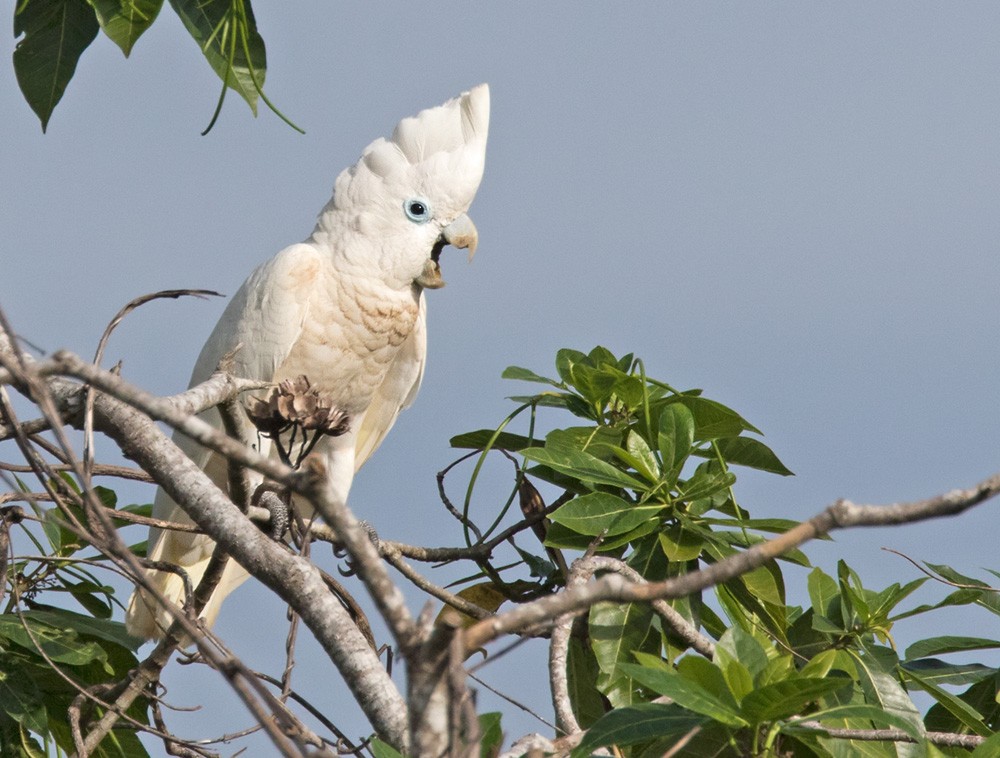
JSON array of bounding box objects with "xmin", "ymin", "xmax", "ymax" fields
[
  {"xmin": 369, "ymin": 740, "xmax": 405, "ymax": 758},
  {"xmin": 658, "ymin": 403, "xmax": 694, "ymax": 480},
  {"xmin": 22, "ymin": 608, "xmax": 139, "ymax": 650},
  {"xmin": 478, "ymin": 712, "xmax": 503, "ymax": 758},
  {"xmin": 13, "ymin": 0, "xmax": 100, "ymax": 131},
  {"xmin": 741, "ymin": 678, "xmax": 848, "ymax": 724},
  {"xmin": 591, "ymin": 597, "xmax": 660, "ymax": 707},
  {"xmin": 521, "ymin": 444, "xmax": 645, "ymax": 490},
  {"xmin": 449, "ymin": 429, "xmax": 534, "ymax": 451},
  {"xmin": 901, "ymin": 658, "xmax": 995, "ymax": 688},
  {"xmin": 662, "ymin": 396, "xmax": 760, "ymax": 440},
  {"xmin": 547, "ymin": 426, "xmax": 622, "ymax": 457},
  {"xmin": 625, "ymin": 430, "xmax": 660, "ymax": 482},
  {"xmin": 550, "ymin": 492, "xmax": 663, "ymax": 536},
  {"xmin": 902, "ymin": 667, "xmax": 991, "ymax": 737},
  {"xmin": 0, "ymin": 657, "xmax": 47, "ymax": 733},
  {"xmin": 566, "ymin": 636, "xmax": 607, "ymax": 728},
  {"xmin": 904, "ymin": 636, "xmax": 1000, "ymax": 661},
  {"xmin": 680, "ymin": 467, "xmax": 736, "ymax": 501},
  {"xmin": 90, "ymin": 0, "xmax": 163, "ymax": 55},
  {"xmin": 715, "ymin": 626, "xmax": 769, "ymax": 683},
  {"xmin": 617, "ymin": 662, "xmax": 747, "ymax": 726},
  {"xmin": 501, "ymin": 364, "xmax": 562, "ymax": 386},
  {"xmin": 0, "ymin": 614, "xmax": 104, "ymax": 665},
  {"xmin": 695, "ymin": 436, "xmax": 793, "ymax": 476},
  {"xmin": 850, "ymin": 647, "xmax": 925, "ymax": 746},
  {"xmin": 168, "ymin": 0, "xmax": 266, "ymax": 113},
  {"xmin": 658, "ymin": 523, "xmax": 705, "ymax": 562},
  {"xmin": 571, "ymin": 703, "xmax": 707, "ymax": 758}
]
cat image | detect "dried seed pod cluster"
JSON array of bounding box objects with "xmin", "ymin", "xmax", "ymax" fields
[{"xmin": 245, "ymin": 375, "xmax": 350, "ymax": 438}]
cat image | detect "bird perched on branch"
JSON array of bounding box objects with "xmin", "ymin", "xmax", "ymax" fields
[{"xmin": 126, "ymin": 84, "xmax": 490, "ymax": 639}]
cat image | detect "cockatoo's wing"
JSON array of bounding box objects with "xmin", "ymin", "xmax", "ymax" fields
[
  {"xmin": 354, "ymin": 294, "xmax": 427, "ymax": 470},
  {"xmin": 127, "ymin": 244, "xmax": 322, "ymax": 638}
]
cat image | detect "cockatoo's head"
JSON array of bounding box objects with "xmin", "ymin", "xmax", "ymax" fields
[{"xmin": 315, "ymin": 84, "xmax": 490, "ymax": 290}]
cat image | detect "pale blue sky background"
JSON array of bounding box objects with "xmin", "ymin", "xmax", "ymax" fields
[{"xmin": 3, "ymin": 3, "xmax": 1000, "ymax": 752}]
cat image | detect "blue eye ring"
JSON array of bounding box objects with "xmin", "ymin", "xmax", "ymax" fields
[{"xmin": 404, "ymin": 197, "xmax": 432, "ymax": 223}]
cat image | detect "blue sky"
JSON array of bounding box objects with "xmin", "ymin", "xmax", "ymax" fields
[{"xmin": 3, "ymin": 3, "xmax": 1000, "ymax": 750}]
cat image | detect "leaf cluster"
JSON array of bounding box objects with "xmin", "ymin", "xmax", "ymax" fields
[
  {"xmin": 450, "ymin": 347, "xmax": 1000, "ymax": 756},
  {"xmin": 11, "ymin": 0, "xmax": 297, "ymax": 133}
]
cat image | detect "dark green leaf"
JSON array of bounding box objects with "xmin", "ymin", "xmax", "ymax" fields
[
  {"xmin": 901, "ymin": 658, "xmax": 996, "ymax": 688},
  {"xmin": 549, "ymin": 493, "xmax": 664, "ymax": 537},
  {"xmin": 657, "ymin": 403, "xmax": 694, "ymax": 481},
  {"xmin": 369, "ymin": 740, "xmax": 405, "ymax": 758},
  {"xmin": 13, "ymin": 0, "xmax": 100, "ymax": 131},
  {"xmin": 501, "ymin": 364, "xmax": 562, "ymax": 387},
  {"xmin": 449, "ymin": 429, "xmax": 534, "ymax": 451},
  {"xmin": 663, "ymin": 396, "xmax": 760, "ymax": 440},
  {"xmin": 478, "ymin": 712, "xmax": 503, "ymax": 758},
  {"xmin": 904, "ymin": 636, "xmax": 1000, "ymax": 661},
  {"xmin": 741, "ymin": 678, "xmax": 847, "ymax": 724},
  {"xmin": 566, "ymin": 636, "xmax": 607, "ymax": 728},
  {"xmin": 694, "ymin": 436, "xmax": 793, "ymax": 476},
  {"xmin": 90, "ymin": 0, "xmax": 163, "ymax": 55},
  {"xmin": 521, "ymin": 444, "xmax": 646, "ymax": 490},
  {"xmin": 902, "ymin": 667, "xmax": 991, "ymax": 737},
  {"xmin": 617, "ymin": 662, "xmax": 747, "ymax": 726},
  {"xmin": 168, "ymin": 0, "xmax": 266, "ymax": 113}
]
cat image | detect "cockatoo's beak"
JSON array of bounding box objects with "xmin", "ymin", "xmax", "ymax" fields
[{"xmin": 417, "ymin": 213, "xmax": 479, "ymax": 289}]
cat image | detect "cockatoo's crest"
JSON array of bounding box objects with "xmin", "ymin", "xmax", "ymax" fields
[{"xmin": 318, "ymin": 84, "xmax": 489, "ymax": 229}]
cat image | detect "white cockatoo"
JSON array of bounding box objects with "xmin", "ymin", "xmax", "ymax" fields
[{"xmin": 126, "ymin": 84, "xmax": 489, "ymax": 639}]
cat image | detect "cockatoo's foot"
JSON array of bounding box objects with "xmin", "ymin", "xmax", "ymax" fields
[
  {"xmin": 251, "ymin": 486, "xmax": 291, "ymax": 540},
  {"xmin": 358, "ymin": 519, "xmax": 381, "ymax": 550}
]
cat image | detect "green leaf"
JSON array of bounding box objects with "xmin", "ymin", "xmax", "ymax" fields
[
  {"xmin": 22, "ymin": 609, "xmax": 139, "ymax": 650},
  {"xmin": 657, "ymin": 403, "xmax": 694, "ymax": 480},
  {"xmin": 741, "ymin": 678, "xmax": 848, "ymax": 724},
  {"xmin": 90, "ymin": 0, "xmax": 163, "ymax": 56},
  {"xmin": 617, "ymin": 662, "xmax": 747, "ymax": 726},
  {"xmin": 902, "ymin": 667, "xmax": 992, "ymax": 737},
  {"xmin": 478, "ymin": 712, "xmax": 503, "ymax": 758},
  {"xmin": 972, "ymin": 732, "xmax": 1000, "ymax": 758},
  {"xmin": 901, "ymin": 658, "xmax": 996, "ymax": 688},
  {"xmin": 696, "ymin": 436, "xmax": 794, "ymax": 476},
  {"xmin": 904, "ymin": 636, "xmax": 1000, "ymax": 661},
  {"xmin": 369, "ymin": 740, "xmax": 405, "ymax": 758},
  {"xmin": 0, "ymin": 658, "xmax": 47, "ymax": 734},
  {"xmin": 658, "ymin": 523, "xmax": 705, "ymax": 562},
  {"xmin": 571, "ymin": 703, "xmax": 707, "ymax": 758},
  {"xmin": 0, "ymin": 614, "xmax": 105, "ymax": 665},
  {"xmin": 501, "ymin": 364, "xmax": 562, "ymax": 387},
  {"xmin": 521, "ymin": 444, "xmax": 646, "ymax": 490},
  {"xmin": 549, "ymin": 493, "xmax": 664, "ymax": 537},
  {"xmin": 566, "ymin": 636, "xmax": 607, "ymax": 728},
  {"xmin": 807, "ymin": 567, "xmax": 840, "ymax": 621},
  {"xmin": 13, "ymin": 0, "xmax": 101, "ymax": 131},
  {"xmin": 449, "ymin": 429, "xmax": 534, "ymax": 451},
  {"xmin": 850, "ymin": 647, "xmax": 925, "ymax": 744},
  {"xmin": 168, "ymin": 0, "xmax": 266, "ymax": 114},
  {"xmin": 625, "ymin": 430, "xmax": 661, "ymax": 482},
  {"xmin": 664, "ymin": 396, "xmax": 760, "ymax": 440},
  {"xmin": 591, "ymin": 597, "xmax": 659, "ymax": 707}
]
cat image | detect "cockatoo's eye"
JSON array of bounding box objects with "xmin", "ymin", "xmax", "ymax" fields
[{"xmin": 404, "ymin": 197, "xmax": 432, "ymax": 224}]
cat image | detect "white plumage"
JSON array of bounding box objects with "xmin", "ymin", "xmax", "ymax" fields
[{"xmin": 126, "ymin": 85, "xmax": 490, "ymax": 639}]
